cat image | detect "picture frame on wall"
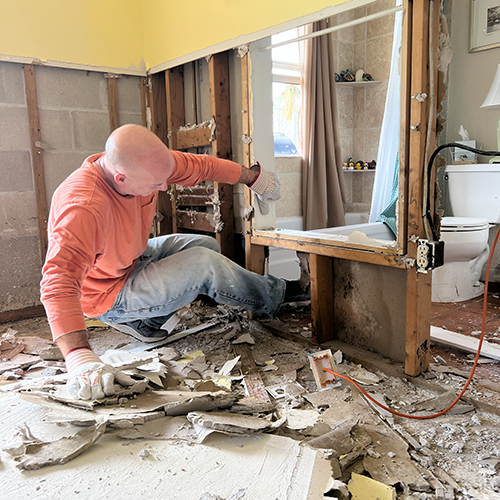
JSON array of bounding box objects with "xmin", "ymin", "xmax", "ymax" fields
[{"xmin": 470, "ymin": 0, "xmax": 500, "ymax": 52}]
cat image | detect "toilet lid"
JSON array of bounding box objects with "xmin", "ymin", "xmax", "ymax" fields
[{"xmin": 440, "ymin": 216, "xmax": 489, "ymax": 232}]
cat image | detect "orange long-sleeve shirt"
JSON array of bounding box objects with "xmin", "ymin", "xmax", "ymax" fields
[{"xmin": 41, "ymin": 151, "xmax": 242, "ymax": 340}]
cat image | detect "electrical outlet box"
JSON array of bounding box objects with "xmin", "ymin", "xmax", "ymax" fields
[{"xmin": 417, "ymin": 239, "xmax": 445, "ymax": 273}]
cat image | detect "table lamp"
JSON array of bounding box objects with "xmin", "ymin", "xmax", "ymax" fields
[{"xmin": 480, "ymin": 62, "xmax": 500, "ymax": 163}]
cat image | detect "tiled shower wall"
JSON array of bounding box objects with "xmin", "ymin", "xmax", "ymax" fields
[{"xmin": 334, "ymin": 0, "xmax": 396, "ymax": 214}]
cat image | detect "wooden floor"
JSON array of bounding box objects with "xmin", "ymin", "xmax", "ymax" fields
[{"xmin": 430, "ymin": 282, "xmax": 500, "ymax": 383}]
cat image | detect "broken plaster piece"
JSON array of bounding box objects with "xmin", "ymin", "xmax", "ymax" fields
[
  {"xmin": 236, "ymin": 45, "xmax": 249, "ymax": 58},
  {"xmin": 10, "ymin": 422, "xmax": 106, "ymax": 470},
  {"xmin": 232, "ymin": 333, "xmax": 255, "ymax": 345},
  {"xmin": 347, "ymin": 230, "xmax": 397, "ymax": 250},
  {"xmin": 187, "ymin": 411, "xmax": 282, "ymax": 436},
  {"xmin": 279, "ymin": 408, "xmax": 320, "ymax": 431},
  {"xmin": 266, "ymin": 381, "xmax": 305, "ymax": 399},
  {"xmin": 219, "ymin": 356, "xmax": 241, "ymax": 377},
  {"xmin": 348, "ymin": 366, "xmax": 383, "ymax": 385}
]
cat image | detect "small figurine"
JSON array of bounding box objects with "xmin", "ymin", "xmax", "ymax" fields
[
  {"xmin": 363, "ymin": 162, "xmax": 369, "ymax": 170},
  {"xmin": 343, "ymin": 162, "xmax": 348, "ymax": 169},
  {"xmin": 363, "ymin": 73, "xmax": 374, "ymax": 81},
  {"xmin": 341, "ymin": 69, "xmax": 355, "ymax": 82},
  {"xmin": 368, "ymin": 160, "xmax": 376, "ymax": 169},
  {"xmin": 355, "ymin": 161, "xmax": 363, "ymax": 170},
  {"xmin": 335, "ymin": 73, "xmax": 341, "ymax": 82}
]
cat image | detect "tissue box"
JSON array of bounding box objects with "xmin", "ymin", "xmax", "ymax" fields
[{"xmin": 453, "ymin": 140, "xmax": 477, "ymax": 163}]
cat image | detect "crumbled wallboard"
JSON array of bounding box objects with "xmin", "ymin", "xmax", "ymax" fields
[
  {"xmin": 187, "ymin": 411, "xmax": 283, "ymax": 435},
  {"xmin": 348, "ymin": 473, "xmax": 396, "ymax": 500},
  {"xmin": 8, "ymin": 422, "xmax": 106, "ymax": 470}
]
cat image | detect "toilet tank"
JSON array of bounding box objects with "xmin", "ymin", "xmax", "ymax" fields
[{"xmin": 445, "ymin": 164, "xmax": 500, "ymax": 223}]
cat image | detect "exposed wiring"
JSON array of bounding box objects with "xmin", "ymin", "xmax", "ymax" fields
[
  {"xmin": 424, "ymin": 143, "xmax": 500, "ymax": 242},
  {"xmin": 324, "ymin": 223, "xmax": 500, "ymax": 420},
  {"xmin": 423, "ymin": 0, "xmax": 435, "ymax": 242}
]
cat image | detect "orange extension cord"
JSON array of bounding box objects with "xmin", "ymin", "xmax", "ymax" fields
[{"xmin": 324, "ymin": 225, "xmax": 500, "ymax": 420}]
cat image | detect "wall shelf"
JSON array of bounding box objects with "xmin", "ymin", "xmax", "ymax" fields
[{"xmin": 336, "ymin": 80, "xmax": 382, "ymax": 87}]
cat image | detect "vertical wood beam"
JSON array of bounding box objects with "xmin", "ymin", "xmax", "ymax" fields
[
  {"xmin": 149, "ymin": 72, "xmax": 168, "ymax": 144},
  {"xmin": 148, "ymin": 72, "xmax": 172, "ymax": 235},
  {"xmin": 140, "ymin": 76, "xmax": 149, "ymax": 128},
  {"xmin": 165, "ymin": 66, "xmax": 185, "ymax": 151},
  {"xmin": 106, "ymin": 76, "xmax": 119, "ymax": 132},
  {"xmin": 241, "ymin": 52, "xmax": 265, "ymax": 274},
  {"xmin": 310, "ymin": 254, "xmax": 334, "ymax": 344},
  {"xmin": 404, "ymin": 0, "xmax": 438, "ymax": 376},
  {"xmin": 24, "ymin": 64, "xmax": 49, "ymax": 263},
  {"xmin": 398, "ymin": 0, "xmax": 412, "ymax": 249},
  {"xmin": 165, "ymin": 67, "xmax": 185, "ymax": 235},
  {"xmin": 209, "ymin": 52, "xmax": 234, "ymax": 260}
]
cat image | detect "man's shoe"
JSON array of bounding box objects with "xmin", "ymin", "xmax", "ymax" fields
[
  {"xmin": 282, "ymin": 280, "xmax": 311, "ymax": 304},
  {"xmin": 105, "ymin": 320, "xmax": 168, "ymax": 343}
]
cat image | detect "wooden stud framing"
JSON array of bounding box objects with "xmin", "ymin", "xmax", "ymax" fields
[
  {"xmin": 209, "ymin": 52, "xmax": 234, "ymax": 260},
  {"xmin": 24, "ymin": 64, "xmax": 49, "ymax": 263},
  {"xmin": 241, "ymin": 52, "xmax": 266, "ymax": 274},
  {"xmin": 241, "ymin": 2, "xmax": 438, "ymax": 375},
  {"xmin": 106, "ymin": 76, "xmax": 119, "ymax": 132},
  {"xmin": 148, "ymin": 72, "xmax": 173, "ymax": 235},
  {"xmin": 404, "ymin": 0, "xmax": 440, "ymax": 376},
  {"xmin": 310, "ymin": 254, "xmax": 334, "ymax": 344},
  {"xmin": 165, "ymin": 66, "xmax": 185, "ymax": 151},
  {"xmin": 140, "ymin": 76, "xmax": 149, "ymax": 128}
]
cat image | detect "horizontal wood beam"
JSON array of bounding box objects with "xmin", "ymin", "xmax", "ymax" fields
[
  {"xmin": 176, "ymin": 211, "xmax": 216, "ymax": 233},
  {"xmin": 176, "ymin": 127, "xmax": 212, "ymax": 149},
  {"xmin": 0, "ymin": 305, "xmax": 45, "ymax": 324},
  {"xmin": 251, "ymin": 235, "xmax": 406, "ymax": 269}
]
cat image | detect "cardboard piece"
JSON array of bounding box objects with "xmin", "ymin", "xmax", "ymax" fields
[{"xmin": 348, "ymin": 473, "xmax": 396, "ymax": 500}]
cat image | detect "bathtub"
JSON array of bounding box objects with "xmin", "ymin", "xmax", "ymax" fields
[{"xmin": 268, "ymin": 215, "xmax": 395, "ymax": 279}]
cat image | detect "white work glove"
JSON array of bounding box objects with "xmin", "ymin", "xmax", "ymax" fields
[
  {"xmin": 249, "ymin": 162, "xmax": 281, "ymax": 215},
  {"xmin": 65, "ymin": 348, "xmax": 135, "ymax": 401}
]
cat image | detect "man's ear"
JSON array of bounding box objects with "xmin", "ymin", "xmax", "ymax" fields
[{"xmin": 114, "ymin": 172, "xmax": 126, "ymax": 185}]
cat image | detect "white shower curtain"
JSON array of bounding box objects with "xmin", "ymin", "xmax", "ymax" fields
[{"xmin": 369, "ymin": 0, "xmax": 403, "ymax": 223}]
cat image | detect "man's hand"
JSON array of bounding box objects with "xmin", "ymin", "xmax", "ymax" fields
[
  {"xmin": 248, "ymin": 162, "xmax": 281, "ymax": 215},
  {"xmin": 65, "ymin": 347, "xmax": 135, "ymax": 400}
]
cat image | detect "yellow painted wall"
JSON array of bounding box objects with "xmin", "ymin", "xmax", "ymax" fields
[
  {"xmin": 1, "ymin": 0, "xmax": 352, "ymax": 72},
  {"xmin": 142, "ymin": 0, "xmax": 351, "ymax": 69},
  {"xmin": 1, "ymin": 0, "xmax": 145, "ymax": 72}
]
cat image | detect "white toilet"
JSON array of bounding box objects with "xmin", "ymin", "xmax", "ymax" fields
[{"xmin": 432, "ymin": 164, "xmax": 500, "ymax": 303}]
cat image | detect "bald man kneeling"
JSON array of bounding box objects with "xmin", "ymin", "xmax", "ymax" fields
[{"xmin": 41, "ymin": 124, "xmax": 309, "ymax": 400}]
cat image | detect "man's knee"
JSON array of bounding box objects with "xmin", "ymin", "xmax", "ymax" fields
[{"xmin": 198, "ymin": 235, "xmax": 220, "ymax": 253}]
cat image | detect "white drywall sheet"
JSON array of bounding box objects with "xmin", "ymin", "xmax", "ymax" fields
[{"xmin": 0, "ymin": 394, "xmax": 331, "ymax": 500}]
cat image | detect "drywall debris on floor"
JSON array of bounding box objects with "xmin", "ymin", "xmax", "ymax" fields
[
  {"xmin": 4, "ymin": 421, "xmax": 106, "ymax": 470},
  {"xmin": 3, "ymin": 301, "xmax": 500, "ymax": 498}
]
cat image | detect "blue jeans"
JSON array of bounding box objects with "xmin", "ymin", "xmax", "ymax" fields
[{"xmin": 97, "ymin": 234, "xmax": 286, "ymax": 328}]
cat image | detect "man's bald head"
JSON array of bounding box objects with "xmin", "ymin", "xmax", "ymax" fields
[{"xmin": 101, "ymin": 124, "xmax": 174, "ymax": 196}]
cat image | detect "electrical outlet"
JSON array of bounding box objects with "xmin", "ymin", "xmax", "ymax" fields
[{"xmin": 416, "ymin": 239, "xmax": 445, "ymax": 273}]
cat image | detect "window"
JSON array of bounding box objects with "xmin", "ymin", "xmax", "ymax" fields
[{"xmin": 272, "ymin": 29, "xmax": 302, "ymax": 156}]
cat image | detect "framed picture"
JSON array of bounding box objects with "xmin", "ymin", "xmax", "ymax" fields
[{"xmin": 470, "ymin": 0, "xmax": 500, "ymax": 52}]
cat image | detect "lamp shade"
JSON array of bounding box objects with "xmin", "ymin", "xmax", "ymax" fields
[{"xmin": 481, "ymin": 63, "xmax": 500, "ymax": 109}]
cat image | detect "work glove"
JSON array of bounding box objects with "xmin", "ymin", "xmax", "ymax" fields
[
  {"xmin": 248, "ymin": 162, "xmax": 281, "ymax": 215},
  {"xmin": 65, "ymin": 347, "xmax": 135, "ymax": 401}
]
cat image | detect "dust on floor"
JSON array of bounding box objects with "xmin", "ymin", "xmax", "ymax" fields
[{"xmin": 1, "ymin": 303, "xmax": 500, "ymax": 500}]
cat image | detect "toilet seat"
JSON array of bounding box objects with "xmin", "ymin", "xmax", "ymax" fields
[{"xmin": 440, "ymin": 216, "xmax": 489, "ymax": 232}]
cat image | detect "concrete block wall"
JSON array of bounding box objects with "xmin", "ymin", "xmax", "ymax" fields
[
  {"xmin": 0, "ymin": 62, "xmax": 142, "ymax": 313},
  {"xmin": 0, "ymin": 62, "xmax": 42, "ymax": 312}
]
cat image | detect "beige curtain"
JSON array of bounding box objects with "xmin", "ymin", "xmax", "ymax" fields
[{"xmin": 300, "ymin": 20, "xmax": 346, "ymax": 231}]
